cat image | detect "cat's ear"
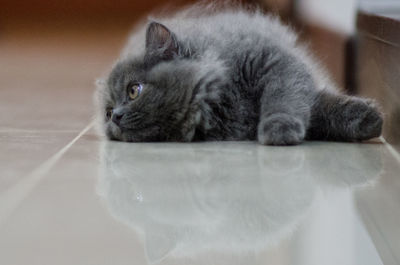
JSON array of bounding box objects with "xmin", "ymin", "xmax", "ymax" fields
[{"xmin": 145, "ymin": 21, "xmax": 180, "ymax": 62}]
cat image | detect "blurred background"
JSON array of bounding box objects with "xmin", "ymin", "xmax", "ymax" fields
[
  {"xmin": 0, "ymin": 0, "xmax": 356, "ymax": 88},
  {"xmin": 0, "ymin": 0, "xmax": 399, "ymax": 149}
]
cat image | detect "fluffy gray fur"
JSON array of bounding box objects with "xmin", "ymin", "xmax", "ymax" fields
[{"xmin": 95, "ymin": 3, "xmax": 383, "ymax": 145}]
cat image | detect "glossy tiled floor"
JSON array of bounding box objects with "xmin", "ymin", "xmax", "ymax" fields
[{"xmin": 1, "ymin": 27, "xmax": 400, "ymax": 265}]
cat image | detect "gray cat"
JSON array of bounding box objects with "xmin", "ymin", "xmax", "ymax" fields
[{"xmin": 95, "ymin": 4, "xmax": 383, "ymax": 145}]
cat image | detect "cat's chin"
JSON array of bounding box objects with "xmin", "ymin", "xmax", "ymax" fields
[
  {"xmin": 105, "ymin": 124, "xmax": 122, "ymax": 141},
  {"xmin": 110, "ymin": 126, "xmax": 166, "ymax": 143},
  {"xmin": 107, "ymin": 132, "xmax": 138, "ymax": 142},
  {"xmin": 106, "ymin": 123, "xmax": 139, "ymax": 142},
  {"xmin": 108, "ymin": 129, "xmax": 137, "ymax": 142},
  {"xmin": 120, "ymin": 133, "xmax": 139, "ymax": 142}
]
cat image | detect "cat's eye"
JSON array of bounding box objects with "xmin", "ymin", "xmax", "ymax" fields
[
  {"xmin": 128, "ymin": 83, "xmax": 143, "ymax": 100},
  {"xmin": 106, "ymin": 108, "xmax": 113, "ymax": 120}
]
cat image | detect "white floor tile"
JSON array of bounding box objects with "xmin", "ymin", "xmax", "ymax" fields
[{"xmin": 1, "ymin": 137, "xmax": 398, "ymax": 265}]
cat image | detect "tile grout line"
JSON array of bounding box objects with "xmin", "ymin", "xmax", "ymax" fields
[
  {"xmin": 0, "ymin": 120, "xmax": 95, "ymax": 226},
  {"xmin": 379, "ymin": 136, "xmax": 400, "ymax": 164}
]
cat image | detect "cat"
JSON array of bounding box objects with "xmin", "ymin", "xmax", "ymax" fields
[{"xmin": 95, "ymin": 3, "xmax": 383, "ymax": 145}]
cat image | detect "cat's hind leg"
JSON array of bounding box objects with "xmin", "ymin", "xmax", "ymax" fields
[{"xmin": 306, "ymin": 90, "xmax": 383, "ymax": 141}]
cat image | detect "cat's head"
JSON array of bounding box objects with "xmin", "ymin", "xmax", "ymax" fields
[{"xmin": 96, "ymin": 22, "xmax": 201, "ymax": 142}]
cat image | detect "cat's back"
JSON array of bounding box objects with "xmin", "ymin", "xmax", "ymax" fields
[
  {"xmin": 122, "ymin": 7, "xmax": 299, "ymax": 58},
  {"xmin": 169, "ymin": 9, "xmax": 298, "ymax": 51}
]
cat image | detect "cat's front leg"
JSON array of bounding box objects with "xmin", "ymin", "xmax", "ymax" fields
[
  {"xmin": 258, "ymin": 112, "xmax": 306, "ymax": 145},
  {"xmin": 255, "ymin": 61, "xmax": 314, "ymax": 145}
]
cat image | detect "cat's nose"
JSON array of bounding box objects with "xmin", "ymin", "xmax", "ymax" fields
[{"xmin": 112, "ymin": 113, "xmax": 124, "ymax": 125}]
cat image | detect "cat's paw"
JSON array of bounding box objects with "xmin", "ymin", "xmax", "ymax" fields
[
  {"xmin": 257, "ymin": 113, "xmax": 305, "ymax": 145},
  {"xmin": 348, "ymin": 99, "xmax": 383, "ymax": 141}
]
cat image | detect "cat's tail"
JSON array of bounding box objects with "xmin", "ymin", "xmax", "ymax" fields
[{"xmin": 306, "ymin": 90, "xmax": 383, "ymax": 141}]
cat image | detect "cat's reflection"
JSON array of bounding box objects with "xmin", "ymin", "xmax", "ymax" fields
[{"xmin": 97, "ymin": 141, "xmax": 382, "ymax": 264}]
